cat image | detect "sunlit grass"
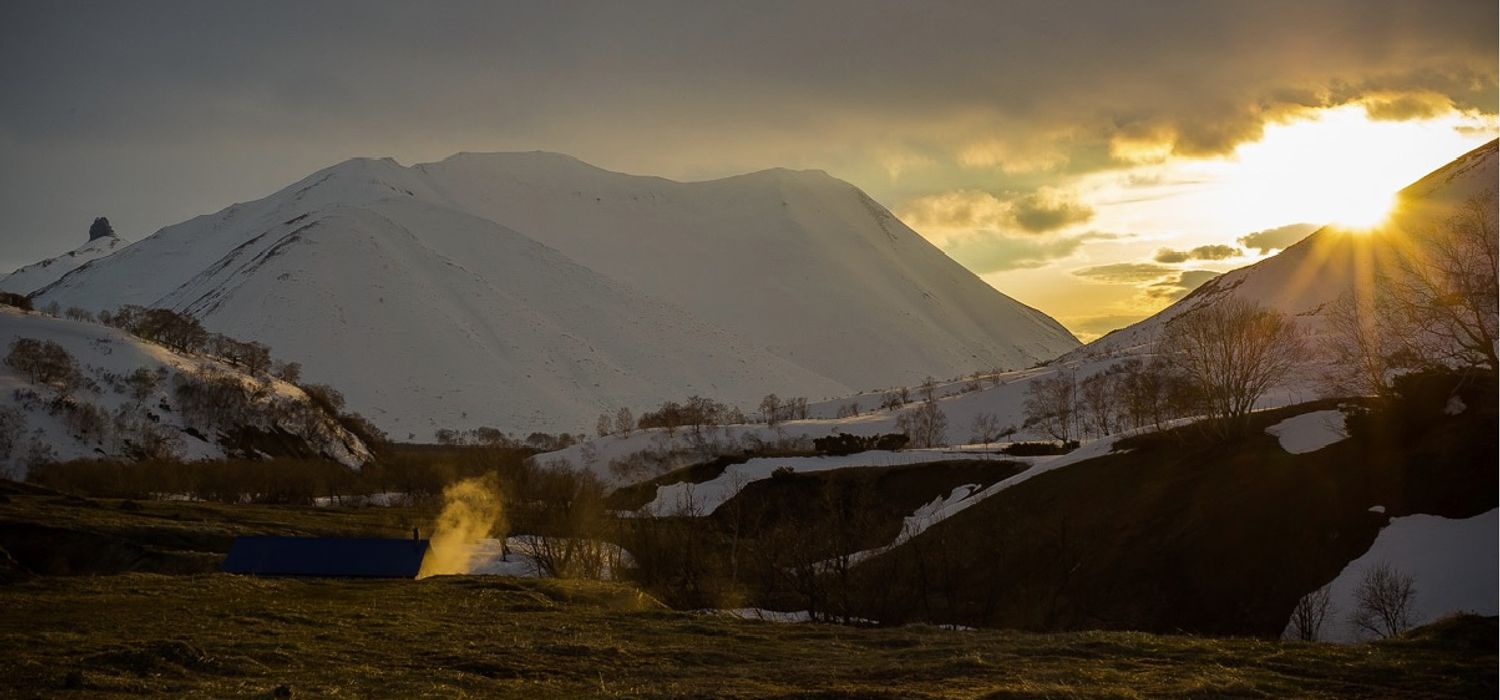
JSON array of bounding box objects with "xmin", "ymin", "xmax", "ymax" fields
[{"xmin": 1, "ymin": 574, "xmax": 1493, "ymax": 698}]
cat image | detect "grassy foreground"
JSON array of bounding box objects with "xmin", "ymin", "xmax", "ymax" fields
[{"xmin": 2, "ymin": 573, "xmax": 1494, "ymax": 699}]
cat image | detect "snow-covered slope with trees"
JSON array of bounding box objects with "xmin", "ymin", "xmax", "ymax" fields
[
  {"xmin": 0, "ymin": 233, "xmax": 127, "ymax": 296},
  {"xmin": 0, "ymin": 307, "xmax": 370, "ymax": 477},
  {"xmin": 30, "ymin": 154, "xmax": 1077, "ymax": 438}
]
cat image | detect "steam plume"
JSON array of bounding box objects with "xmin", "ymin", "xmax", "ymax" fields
[{"xmin": 417, "ymin": 474, "xmax": 505, "ymax": 578}]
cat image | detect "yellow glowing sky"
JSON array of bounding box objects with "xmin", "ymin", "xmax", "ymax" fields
[{"xmin": 924, "ymin": 106, "xmax": 1498, "ymax": 341}]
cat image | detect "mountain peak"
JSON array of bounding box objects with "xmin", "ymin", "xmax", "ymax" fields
[{"xmin": 88, "ymin": 217, "xmax": 117, "ymax": 242}]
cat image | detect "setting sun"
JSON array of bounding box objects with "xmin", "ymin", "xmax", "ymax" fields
[
  {"xmin": 1326, "ymin": 191, "xmax": 1396, "ymax": 230},
  {"xmin": 1176, "ymin": 105, "xmax": 1483, "ymax": 233}
]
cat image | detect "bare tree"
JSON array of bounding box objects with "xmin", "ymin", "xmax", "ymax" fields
[
  {"xmin": 1349, "ymin": 562, "xmax": 1416, "ymax": 639},
  {"xmin": 1023, "ymin": 372, "xmax": 1078, "ymax": 443},
  {"xmin": 272, "ymin": 361, "xmax": 302, "ymax": 384},
  {"xmin": 1379, "ymin": 193, "xmax": 1498, "ymax": 373},
  {"xmin": 595, "ymin": 412, "xmax": 613, "ymax": 438},
  {"xmin": 1116, "ymin": 357, "xmax": 1192, "ymax": 432},
  {"xmin": 124, "ymin": 367, "xmax": 165, "ymax": 405},
  {"xmin": 614, "ymin": 406, "xmax": 634, "ymax": 435},
  {"xmin": 1289, "ymin": 584, "xmax": 1336, "ymax": 641},
  {"xmin": 1324, "ymin": 290, "xmax": 1395, "ymax": 397},
  {"xmin": 759, "ymin": 393, "xmax": 782, "ymax": 426},
  {"xmin": 880, "ymin": 387, "xmax": 911, "ymax": 410},
  {"xmin": 6, "ymin": 338, "xmax": 80, "ymax": 393},
  {"xmin": 1078, "ymin": 371, "xmax": 1118, "ymax": 438},
  {"xmin": 897, "ymin": 397, "xmax": 948, "ymax": 448},
  {"xmin": 1160, "ymin": 298, "xmax": 1305, "ymax": 435},
  {"xmin": 969, "ymin": 411, "xmax": 1004, "ymax": 444}
]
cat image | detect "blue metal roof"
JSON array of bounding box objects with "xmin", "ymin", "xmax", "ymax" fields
[{"xmin": 222, "ymin": 536, "xmax": 430, "ymax": 578}]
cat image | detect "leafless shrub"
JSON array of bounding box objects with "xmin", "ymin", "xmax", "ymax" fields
[
  {"xmin": 1289, "ymin": 583, "xmax": 1336, "ymax": 641},
  {"xmin": 1349, "ymin": 562, "xmax": 1416, "ymax": 639},
  {"xmin": 613, "ymin": 407, "xmax": 634, "ymax": 435},
  {"xmin": 1380, "ymin": 193, "xmax": 1498, "ymax": 373},
  {"xmin": 1024, "ymin": 372, "xmax": 1078, "ymax": 442},
  {"xmin": 6, "ymin": 338, "xmax": 82, "ymax": 393},
  {"xmin": 969, "ymin": 412, "xmax": 1005, "ymax": 444},
  {"xmin": 896, "ymin": 397, "xmax": 948, "ymax": 448}
]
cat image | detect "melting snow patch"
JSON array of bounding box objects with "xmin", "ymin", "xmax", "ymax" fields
[
  {"xmin": 705, "ymin": 609, "xmax": 815, "ymax": 623},
  {"xmin": 1284, "ymin": 509, "xmax": 1498, "ymax": 642},
  {"xmin": 1444, "ymin": 395, "xmax": 1467, "ymax": 415},
  {"xmin": 640, "ymin": 449, "xmax": 977, "ymax": 516},
  {"xmin": 462, "ymin": 537, "xmax": 630, "ymax": 579},
  {"xmin": 1265, "ymin": 410, "xmax": 1348, "ymax": 455},
  {"xmin": 1368, "ymin": 505, "xmax": 1386, "ymax": 514}
]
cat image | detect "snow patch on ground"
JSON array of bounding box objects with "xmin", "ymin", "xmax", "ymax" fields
[
  {"xmin": 312, "ymin": 492, "xmax": 413, "ymax": 508},
  {"xmin": 1265, "ymin": 410, "xmax": 1348, "ymax": 455},
  {"xmin": 1285, "ymin": 509, "xmax": 1498, "ymax": 642},
  {"xmin": 462, "ymin": 536, "xmax": 631, "ymax": 579},
  {"xmin": 639, "ymin": 449, "xmax": 1001, "ymax": 516},
  {"xmin": 703, "ymin": 609, "xmax": 815, "ymax": 623}
]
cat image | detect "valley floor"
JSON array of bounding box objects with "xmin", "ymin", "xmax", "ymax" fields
[{"xmin": 1, "ymin": 573, "xmax": 1494, "ymax": 699}]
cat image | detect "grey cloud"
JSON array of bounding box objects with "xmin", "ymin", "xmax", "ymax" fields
[
  {"xmin": 1009, "ymin": 190, "xmax": 1095, "ymax": 233},
  {"xmin": 1072, "ymin": 262, "xmax": 1178, "ymax": 284},
  {"xmin": 897, "ymin": 187, "xmax": 1092, "ymax": 236},
  {"xmin": 1237, "ymin": 223, "xmax": 1321, "ymax": 254},
  {"xmin": 1153, "ymin": 244, "xmax": 1242, "ymax": 263},
  {"xmin": 0, "ymin": 1, "xmax": 1494, "ymax": 265}
]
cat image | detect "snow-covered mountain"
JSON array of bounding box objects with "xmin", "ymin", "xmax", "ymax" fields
[
  {"xmin": 0, "ymin": 232, "xmax": 127, "ymax": 296},
  {"xmin": 30, "ymin": 154, "xmax": 1079, "ymax": 438},
  {"xmin": 0, "ymin": 307, "xmax": 370, "ymax": 477}
]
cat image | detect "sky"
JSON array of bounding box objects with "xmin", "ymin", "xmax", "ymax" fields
[{"xmin": 1, "ymin": 0, "xmax": 1496, "ymax": 340}]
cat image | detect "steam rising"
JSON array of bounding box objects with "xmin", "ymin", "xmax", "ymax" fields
[{"xmin": 417, "ymin": 475, "xmax": 505, "ymax": 578}]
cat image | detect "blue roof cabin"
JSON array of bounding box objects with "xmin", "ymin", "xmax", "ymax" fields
[{"xmin": 222, "ymin": 535, "xmax": 430, "ymax": 578}]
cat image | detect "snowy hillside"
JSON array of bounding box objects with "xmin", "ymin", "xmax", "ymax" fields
[
  {"xmin": 0, "ymin": 233, "xmax": 127, "ymax": 296},
  {"xmin": 31, "ymin": 155, "xmax": 1078, "ymax": 438},
  {"xmin": 1285, "ymin": 509, "xmax": 1497, "ymax": 642},
  {"xmin": 540, "ymin": 141, "xmax": 1496, "ymax": 486},
  {"xmin": 0, "ymin": 307, "xmax": 370, "ymax": 477}
]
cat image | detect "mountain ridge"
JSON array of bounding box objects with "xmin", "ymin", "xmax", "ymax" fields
[{"xmin": 29, "ymin": 153, "xmax": 1078, "ymax": 437}]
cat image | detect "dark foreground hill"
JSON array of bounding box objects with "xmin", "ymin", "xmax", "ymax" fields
[{"xmin": 848, "ymin": 374, "xmax": 1497, "ymax": 635}]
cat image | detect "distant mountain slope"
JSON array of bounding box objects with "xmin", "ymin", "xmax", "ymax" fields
[
  {"xmin": 153, "ymin": 197, "xmax": 846, "ymax": 438},
  {"xmin": 32, "ymin": 154, "xmax": 1077, "ymax": 437},
  {"xmin": 0, "ymin": 233, "xmax": 127, "ymax": 296},
  {"xmin": 0, "ymin": 307, "xmax": 370, "ymax": 476},
  {"xmin": 415, "ymin": 152, "xmax": 1078, "ymax": 387}
]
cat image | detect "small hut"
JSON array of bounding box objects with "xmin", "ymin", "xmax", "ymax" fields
[{"xmin": 222, "ymin": 535, "xmax": 429, "ymax": 578}]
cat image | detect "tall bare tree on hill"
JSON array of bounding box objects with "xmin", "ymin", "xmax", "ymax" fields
[{"xmin": 1160, "ymin": 298, "xmax": 1305, "ymax": 436}]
